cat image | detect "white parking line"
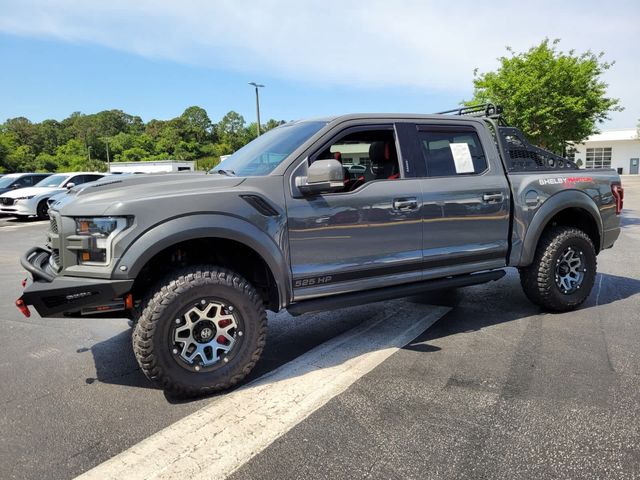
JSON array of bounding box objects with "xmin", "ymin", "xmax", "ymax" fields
[
  {"xmin": 76, "ymin": 302, "xmax": 450, "ymax": 480},
  {"xmin": 0, "ymin": 220, "xmax": 47, "ymax": 230}
]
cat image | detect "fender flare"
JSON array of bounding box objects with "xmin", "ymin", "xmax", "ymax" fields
[
  {"xmin": 519, "ymin": 189, "xmax": 603, "ymax": 266},
  {"xmin": 112, "ymin": 214, "xmax": 291, "ymax": 309}
]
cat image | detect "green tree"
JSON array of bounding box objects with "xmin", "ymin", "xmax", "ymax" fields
[
  {"xmin": 0, "ymin": 132, "xmax": 18, "ymax": 172},
  {"xmin": 120, "ymin": 147, "xmax": 149, "ymax": 162},
  {"xmin": 1, "ymin": 107, "xmax": 284, "ymax": 172},
  {"xmin": 217, "ymin": 111, "xmax": 246, "ymax": 150},
  {"xmin": 468, "ymin": 39, "xmax": 622, "ymax": 153},
  {"xmin": 37, "ymin": 119, "xmax": 64, "ymax": 155},
  {"xmin": 181, "ymin": 106, "xmax": 214, "ymax": 143}
]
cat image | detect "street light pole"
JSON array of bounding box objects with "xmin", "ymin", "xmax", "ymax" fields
[
  {"xmin": 104, "ymin": 138, "xmax": 111, "ymax": 172},
  {"xmin": 248, "ymin": 82, "xmax": 264, "ymax": 136}
]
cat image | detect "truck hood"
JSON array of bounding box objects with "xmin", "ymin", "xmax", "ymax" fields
[
  {"xmin": 53, "ymin": 173, "xmax": 246, "ymax": 215},
  {"xmin": 0, "ymin": 186, "xmax": 62, "ymax": 198}
]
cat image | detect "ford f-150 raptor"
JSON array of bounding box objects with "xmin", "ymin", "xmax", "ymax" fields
[{"xmin": 16, "ymin": 104, "xmax": 623, "ymax": 396}]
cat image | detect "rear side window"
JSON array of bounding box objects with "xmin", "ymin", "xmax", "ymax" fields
[{"xmin": 418, "ymin": 129, "xmax": 488, "ymax": 177}]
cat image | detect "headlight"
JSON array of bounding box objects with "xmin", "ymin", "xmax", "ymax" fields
[
  {"xmin": 74, "ymin": 217, "xmax": 130, "ymax": 265},
  {"xmin": 15, "ymin": 195, "xmax": 35, "ymax": 201}
]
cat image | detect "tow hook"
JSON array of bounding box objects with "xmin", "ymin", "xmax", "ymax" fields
[{"xmin": 16, "ymin": 298, "xmax": 31, "ymax": 318}]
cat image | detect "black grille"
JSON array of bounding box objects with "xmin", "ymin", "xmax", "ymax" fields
[{"xmin": 1, "ymin": 197, "xmax": 14, "ymax": 206}]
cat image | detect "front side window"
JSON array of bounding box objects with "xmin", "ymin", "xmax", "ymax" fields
[
  {"xmin": 14, "ymin": 176, "xmax": 31, "ymax": 187},
  {"xmin": 85, "ymin": 175, "xmax": 104, "ymax": 182},
  {"xmin": 68, "ymin": 175, "xmax": 86, "ymax": 185},
  {"xmin": 209, "ymin": 121, "xmax": 326, "ymax": 177},
  {"xmin": 312, "ymin": 129, "xmax": 400, "ymax": 192},
  {"xmin": 418, "ymin": 129, "xmax": 488, "ymax": 177}
]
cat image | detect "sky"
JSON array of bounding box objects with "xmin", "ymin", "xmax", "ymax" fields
[{"xmin": 0, "ymin": 0, "xmax": 638, "ymax": 128}]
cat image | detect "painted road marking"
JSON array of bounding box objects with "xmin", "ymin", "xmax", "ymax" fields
[
  {"xmin": 0, "ymin": 220, "xmax": 47, "ymax": 230},
  {"xmin": 77, "ymin": 302, "xmax": 450, "ymax": 480}
]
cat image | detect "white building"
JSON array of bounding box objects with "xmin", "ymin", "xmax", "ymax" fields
[
  {"xmin": 571, "ymin": 129, "xmax": 640, "ymax": 175},
  {"xmin": 109, "ymin": 160, "xmax": 195, "ymax": 174}
]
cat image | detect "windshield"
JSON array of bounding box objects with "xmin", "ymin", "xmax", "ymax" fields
[
  {"xmin": 0, "ymin": 175, "xmax": 20, "ymax": 188},
  {"xmin": 209, "ymin": 121, "xmax": 326, "ymax": 176},
  {"xmin": 35, "ymin": 174, "xmax": 70, "ymax": 187}
]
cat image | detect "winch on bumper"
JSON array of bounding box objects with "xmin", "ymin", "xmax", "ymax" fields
[{"xmin": 17, "ymin": 246, "xmax": 133, "ymax": 318}]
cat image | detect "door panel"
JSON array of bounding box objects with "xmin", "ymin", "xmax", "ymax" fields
[
  {"xmin": 287, "ymin": 179, "xmax": 423, "ymax": 299},
  {"xmin": 419, "ymin": 175, "xmax": 510, "ymax": 278},
  {"xmin": 410, "ymin": 123, "xmax": 510, "ymax": 275}
]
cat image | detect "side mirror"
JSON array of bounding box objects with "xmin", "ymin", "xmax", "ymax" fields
[
  {"xmin": 66, "ymin": 182, "xmax": 76, "ymax": 190},
  {"xmin": 295, "ymin": 160, "xmax": 344, "ymax": 195},
  {"xmin": 11, "ymin": 184, "xmax": 20, "ymax": 189}
]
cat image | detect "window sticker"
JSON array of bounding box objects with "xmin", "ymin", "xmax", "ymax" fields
[{"xmin": 449, "ymin": 143, "xmax": 474, "ymax": 173}]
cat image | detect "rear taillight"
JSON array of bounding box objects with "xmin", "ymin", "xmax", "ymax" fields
[{"xmin": 612, "ymin": 182, "xmax": 624, "ymax": 215}]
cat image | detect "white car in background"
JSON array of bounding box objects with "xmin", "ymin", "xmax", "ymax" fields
[{"xmin": 0, "ymin": 172, "xmax": 105, "ymax": 219}]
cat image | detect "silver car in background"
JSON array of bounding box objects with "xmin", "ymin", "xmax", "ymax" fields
[{"xmin": 0, "ymin": 172, "xmax": 104, "ymax": 219}]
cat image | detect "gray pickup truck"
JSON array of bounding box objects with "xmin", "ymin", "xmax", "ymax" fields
[{"xmin": 17, "ymin": 104, "xmax": 623, "ymax": 396}]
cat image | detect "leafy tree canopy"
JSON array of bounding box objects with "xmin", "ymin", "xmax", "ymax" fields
[
  {"xmin": 0, "ymin": 106, "xmax": 284, "ymax": 173},
  {"xmin": 468, "ymin": 39, "xmax": 622, "ymax": 153}
]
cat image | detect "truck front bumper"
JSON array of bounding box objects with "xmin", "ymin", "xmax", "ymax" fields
[{"xmin": 17, "ymin": 247, "xmax": 134, "ymax": 318}]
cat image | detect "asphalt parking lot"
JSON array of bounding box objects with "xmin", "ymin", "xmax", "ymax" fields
[{"xmin": 1, "ymin": 177, "xmax": 639, "ymax": 480}]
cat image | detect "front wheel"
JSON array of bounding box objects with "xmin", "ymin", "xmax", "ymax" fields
[
  {"xmin": 36, "ymin": 200, "xmax": 49, "ymax": 220},
  {"xmin": 520, "ymin": 226, "xmax": 597, "ymax": 312},
  {"xmin": 133, "ymin": 266, "xmax": 267, "ymax": 397}
]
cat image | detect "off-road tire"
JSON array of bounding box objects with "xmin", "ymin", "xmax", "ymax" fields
[
  {"xmin": 36, "ymin": 199, "xmax": 49, "ymax": 220},
  {"xmin": 132, "ymin": 265, "xmax": 267, "ymax": 397},
  {"xmin": 520, "ymin": 226, "xmax": 597, "ymax": 312}
]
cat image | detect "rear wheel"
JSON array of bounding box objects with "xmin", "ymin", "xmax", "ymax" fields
[
  {"xmin": 520, "ymin": 226, "xmax": 597, "ymax": 311},
  {"xmin": 132, "ymin": 265, "xmax": 267, "ymax": 397},
  {"xmin": 36, "ymin": 199, "xmax": 49, "ymax": 220}
]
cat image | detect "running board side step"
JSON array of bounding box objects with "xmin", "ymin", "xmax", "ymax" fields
[{"xmin": 287, "ymin": 270, "xmax": 506, "ymax": 316}]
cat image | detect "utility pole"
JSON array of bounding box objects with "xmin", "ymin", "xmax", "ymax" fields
[
  {"xmin": 248, "ymin": 82, "xmax": 264, "ymax": 136},
  {"xmin": 104, "ymin": 138, "xmax": 111, "ymax": 172}
]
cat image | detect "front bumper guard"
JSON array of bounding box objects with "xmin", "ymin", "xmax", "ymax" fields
[{"xmin": 18, "ymin": 247, "xmax": 133, "ymax": 318}]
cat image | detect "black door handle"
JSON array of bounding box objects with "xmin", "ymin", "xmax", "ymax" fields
[{"xmin": 483, "ymin": 193, "xmax": 504, "ymax": 203}]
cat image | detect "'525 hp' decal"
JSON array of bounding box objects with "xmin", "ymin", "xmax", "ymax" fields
[{"xmin": 294, "ymin": 276, "xmax": 333, "ymax": 288}]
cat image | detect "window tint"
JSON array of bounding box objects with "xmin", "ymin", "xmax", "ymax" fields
[
  {"xmin": 69, "ymin": 175, "xmax": 88, "ymax": 185},
  {"xmin": 83, "ymin": 174, "xmax": 103, "ymax": 183},
  {"xmin": 313, "ymin": 129, "xmax": 400, "ymax": 192},
  {"xmin": 14, "ymin": 176, "xmax": 31, "ymax": 187},
  {"xmin": 418, "ymin": 129, "xmax": 487, "ymax": 177}
]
